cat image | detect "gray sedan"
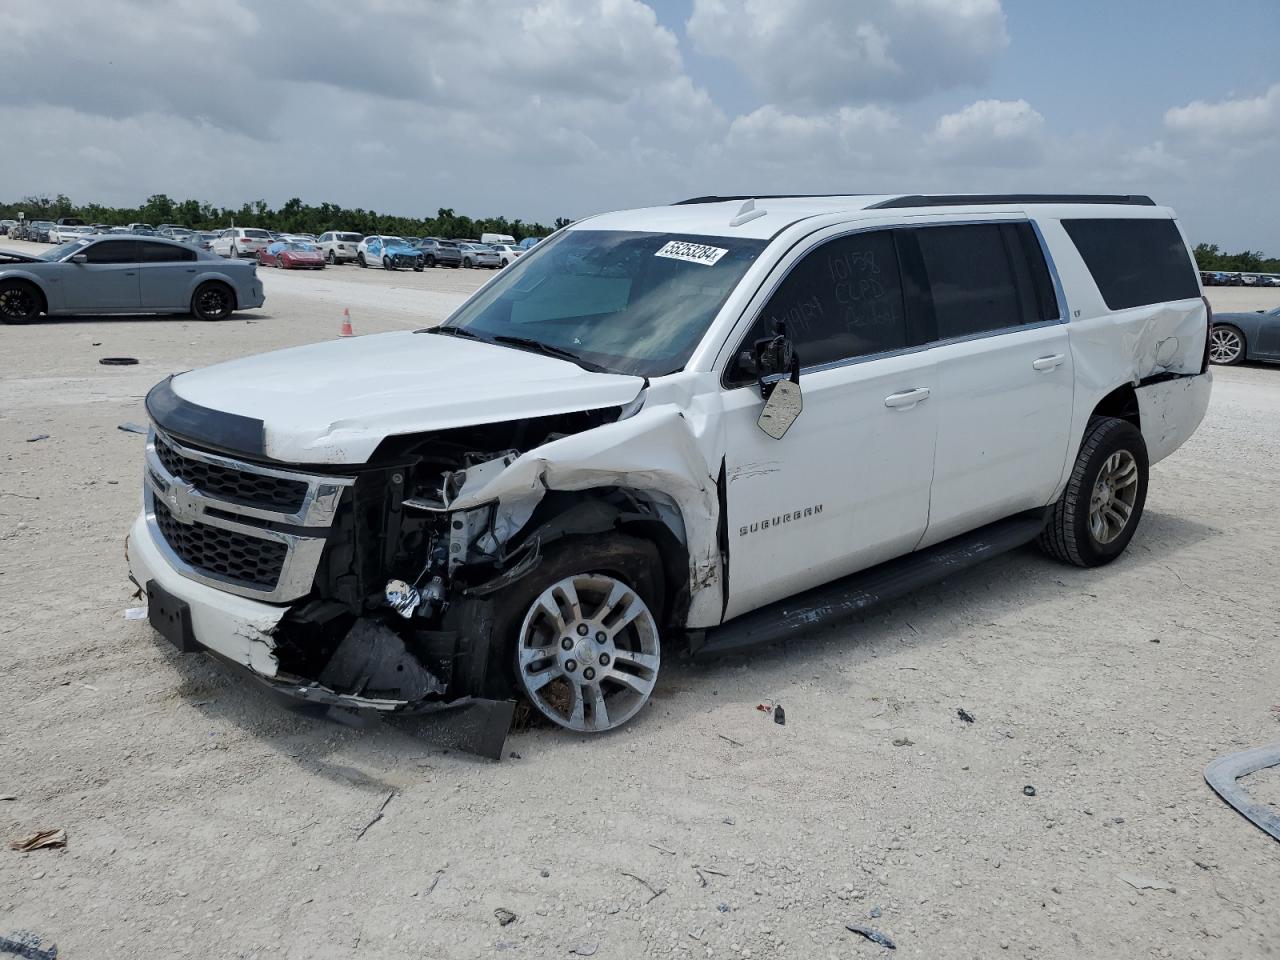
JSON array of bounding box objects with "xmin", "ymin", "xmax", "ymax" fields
[
  {"xmin": 0, "ymin": 235, "xmax": 265, "ymax": 323},
  {"xmin": 1210, "ymin": 306, "xmax": 1280, "ymax": 365}
]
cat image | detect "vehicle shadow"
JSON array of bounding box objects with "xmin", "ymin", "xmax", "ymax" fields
[
  {"xmin": 150, "ymin": 508, "xmax": 1220, "ymax": 768},
  {"xmin": 20, "ymin": 311, "xmax": 272, "ymax": 326}
]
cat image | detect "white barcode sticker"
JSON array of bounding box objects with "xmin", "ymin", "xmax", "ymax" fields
[{"xmin": 655, "ymin": 240, "xmax": 728, "ymax": 266}]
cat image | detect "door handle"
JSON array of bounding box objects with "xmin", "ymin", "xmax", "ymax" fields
[
  {"xmin": 124, "ymin": 271, "xmax": 136, "ymax": 276},
  {"xmin": 884, "ymin": 387, "xmax": 931, "ymax": 409},
  {"xmin": 1032, "ymin": 354, "xmax": 1066, "ymax": 371}
]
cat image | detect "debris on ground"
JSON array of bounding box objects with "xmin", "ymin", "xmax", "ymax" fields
[
  {"xmin": 891, "ymin": 737, "xmax": 914, "ymax": 747},
  {"xmin": 717, "ymin": 734, "xmax": 744, "ymax": 747},
  {"xmin": 1204, "ymin": 743, "xmax": 1280, "ymax": 842},
  {"xmin": 569, "ymin": 943, "xmax": 599, "ymax": 956},
  {"xmin": 869, "ymin": 906, "xmax": 882, "ymax": 918},
  {"xmin": 692, "ymin": 864, "xmax": 729, "ymax": 887},
  {"xmin": 774, "ymin": 704, "xmax": 786, "ymax": 725},
  {"xmin": 716, "ymin": 903, "xmax": 730, "ymax": 913},
  {"xmin": 123, "ymin": 607, "xmax": 147, "ymax": 620},
  {"xmin": 1023, "ymin": 785, "xmax": 1037, "ymax": 797},
  {"xmin": 494, "ymin": 908, "xmax": 517, "ymax": 926},
  {"xmin": 956, "ymin": 708, "xmax": 975, "ymax": 724},
  {"xmin": 355, "ymin": 791, "xmax": 396, "ymax": 840},
  {"xmin": 0, "ymin": 796, "xmax": 15, "ymax": 802},
  {"xmin": 9, "ymin": 829, "xmax": 66, "ymax": 852},
  {"xmin": 25, "ymin": 435, "xmax": 49, "ymax": 443},
  {"xmin": 756, "ymin": 698, "xmax": 785, "ymax": 723},
  {"xmin": 0, "ymin": 930, "xmax": 58, "ymax": 960},
  {"xmin": 845, "ymin": 923, "xmax": 897, "ymax": 949},
  {"xmin": 621, "ymin": 871, "xmax": 666, "ymax": 904},
  {"xmin": 98, "ymin": 357, "xmax": 138, "ymax": 366},
  {"xmin": 1117, "ymin": 873, "xmax": 1176, "ymax": 892},
  {"xmin": 116, "ymin": 422, "xmax": 148, "ymax": 435}
]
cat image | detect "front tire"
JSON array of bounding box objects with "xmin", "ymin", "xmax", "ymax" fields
[
  {"xmin": 191, "ymin": 281, "xmax": 234, "ymax": 321},
  {"xmin": 382, "ymin": 256, "xmax": 393, "ymax": 270},
  {"xmin": 325, "ymin": 250, "xmax": 335, "ymax": 265},
  {"xmin": 463, "ymin": 257, "xmax": 473, "ymax": 268},
  {"xmin": 0, "ymin": 280, "xmax": 44, "ymax": 323},
  {"xmin": 497, "ymin": 536, "xmax": 664, "ymax": 733},
  {"xmin": 1208, "ymin": 325, "xmax": 1246, "ymax": 365},
  {"xmin": 358, "ymin": 253, "xmax": 367, "ymax": 268},
  {"xmin": 1039, "ymin": 417, "xmax": 1148, "ymax": 567},
  {"xmin": 425, "ymin": 255, "xmax": 436, "ymax": 268}
]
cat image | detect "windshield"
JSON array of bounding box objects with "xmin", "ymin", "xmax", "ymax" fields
[
  {"xmin": 383, "ymin": 236, "xmax": 406, "ymax": 245},
  {"xmin": 40, "ymin": 239, "xmax": 91, "ymax": 261},
  {"xmin": 438, "ymin": 229, "xmax": 767, "ymax": 377}
]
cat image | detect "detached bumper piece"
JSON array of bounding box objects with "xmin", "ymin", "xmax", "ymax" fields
[{"xmin": 1204, "ymin": 744, "xmax": 1280, "ymax": 842}]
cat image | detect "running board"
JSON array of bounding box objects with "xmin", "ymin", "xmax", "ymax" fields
[{"xmin": 692, "ymin": 509, "xmax": 1048, "ymax": 660}]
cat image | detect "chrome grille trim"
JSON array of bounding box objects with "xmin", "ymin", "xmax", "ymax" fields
[{"xmin": 143, "ymin": 427, "xmax": 355, "ymax": 603}]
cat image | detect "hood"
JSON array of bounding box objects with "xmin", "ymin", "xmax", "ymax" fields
[
  {"xmin": 0, "ymin": 248, "xmax": 40, "ymax": 263},
  {"xmin": 162, "ymin": 331, "xmax": 645, "ymax": 464},
  {"xmin": 385, "ymin": 242, "xmax": 418, "ymax": 255}
]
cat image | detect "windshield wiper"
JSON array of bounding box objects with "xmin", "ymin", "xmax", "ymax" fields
[
  {"xmin": 489, "ymin": 335, "xmax": 611, "ymax": 373},
  {"xmin": 419, "ymin": 324, "xmax": 480, "ymax": 338}
]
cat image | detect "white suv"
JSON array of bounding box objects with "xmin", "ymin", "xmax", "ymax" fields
[
  {"xmin": 127, "ymin": 193, "xmax": 1211, "ymax": 734},
  {"xmin": 316, "ymin": 231, "xmax": 364, "ymax": 264},
  {"xmin": 211, "ymin": 227, "xmax": 272, "ymax": 259}
]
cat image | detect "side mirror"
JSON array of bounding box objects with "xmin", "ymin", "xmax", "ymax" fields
[
  {"xmin": 70, "ymin": 253, "xmax": 88, "ymax": 264},
  {"xmin": 753, "ymin": 320, "xmax": 803, "ymax": 440}
]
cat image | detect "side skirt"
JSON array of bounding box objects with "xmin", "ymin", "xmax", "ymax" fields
[{"xmin": 693, "ymin": 508, "xmax": 1048, "ymax": 660}]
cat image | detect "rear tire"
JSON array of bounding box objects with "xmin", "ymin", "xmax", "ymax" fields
[
  {"xmin": 191, "ymin": 281, "xmax": 234, "ymax": 321},
  {"xmin": 0, "ymin": 279, "xmax": 44, "ymax": 323},
  {"xmin": 358, "ymin": 253, "xmax": 367, "ymax": 268},
  {"xmin": 463, "ymin": 257, "xmax": 473, "ymax": 268},
  {"xmin": 425, "ymin": 255, "xmax": 436, "ymax": 268},
  {"xmin": 1039, "ymin": 417, "xmax": 1148, "ymax": 567},
  {"xmin": 325, "ymin": 250, "xmax": 335, "ymax": 264},
  {"xmin": 1208, "ymin": 325, "xmax": 1246, "ymax": 365}
]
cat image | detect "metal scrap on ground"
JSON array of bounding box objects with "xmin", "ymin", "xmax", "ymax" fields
[
  {"xmin": 845, "ymin": 923, "xmax": 897, "ymax": 949},
  {"xmin": 1204, "ymin": 743, "xmax": 1280, "ymax": 842}
]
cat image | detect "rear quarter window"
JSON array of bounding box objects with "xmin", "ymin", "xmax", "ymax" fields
[{"xmin": 1061, "ymin": 218, "xmax": 1199, "ymax": 310}]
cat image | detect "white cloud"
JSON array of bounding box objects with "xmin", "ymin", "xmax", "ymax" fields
[
  {"xmin": 930, "ymin": 99, "xmax": 1045, "ymax": 165},
  {"xmin": 687, "ymin": 0, "xmax": 1009, "ymax": 107},
  {"xmin": 1164, "ymin": 83, "xmax": 1280, "ymax": 142}
]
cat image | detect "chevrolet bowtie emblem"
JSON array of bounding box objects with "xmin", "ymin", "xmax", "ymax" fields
[{"xmin": 166, "ymin": 480, "xmax": 199, "ymax": 523}]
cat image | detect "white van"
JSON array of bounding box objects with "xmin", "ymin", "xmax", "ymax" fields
[
  {"xmin": 127, "ymin": 193, "xmax": 1211, "ymax": 734},
  {"xmin": 480, "ymin": 232, "xmax": 515, "ymax": 246}
]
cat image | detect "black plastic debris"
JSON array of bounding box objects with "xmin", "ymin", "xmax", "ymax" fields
[
  {"xmin": 0, "ymin": 931, "xmax": 58, "ymax": 960},
  {"xmin": 1023, "ymin": 785, "xmax": 1037, "ymax": 797},
  {"xmin": 1204, "ymin": 744, "xmax": 1280, "ymax": 842},
  {"xmin": 25, "ymin": 435, "xmax": 49, "ymax": 443},
  {"xmin": 99, "ymin": 357, "xmax": 138, "ymax": 366},
  {"xmin": 845, "ymin": 924, "xmax": 896, "ymax": 950},
  {"xmin": 117, "ymin": 422, "xmax": 148, "ymax": 435},
  {"xmin": 957, "ymin": 708, "xmax": 975, "ymax": 724},
  {"xmin": 774, "ymin": 704, "xmax": 786, "ymax": 725},
  {"xmin": 494, "ymin": 908, "xmax": 517, "ymax": 926}
]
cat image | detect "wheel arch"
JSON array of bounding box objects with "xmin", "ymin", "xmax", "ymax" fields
[
  {"xmin": 0, "ymin": 272, "xmax": 51, "ymax": 314},
  {"xmin": 190, "ymin": 276, "xmax": 239, "ymax": 311},
  {"xmin": 1090, "ymin": 383, "xmax": 1141, "ymax": 432}
]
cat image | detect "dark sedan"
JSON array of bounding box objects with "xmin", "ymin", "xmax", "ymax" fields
[{"xmin": 1210, "ymin": 306, "xmax": 1280, "ymax": 365}]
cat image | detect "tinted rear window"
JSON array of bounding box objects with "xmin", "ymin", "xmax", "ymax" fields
[
  {"xmin": 1061, "ymin": 218, "xmax": 1199, "ymax": 310},
  {"xmin": 243, "ymin": 229, "xmax": 271, "ymax": 239},
  {"xmin": 338, "ymin": 233, "xmax": 362, "ymax": 242}
]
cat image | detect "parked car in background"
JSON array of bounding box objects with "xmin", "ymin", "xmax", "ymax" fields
[
  {"xmin": 29, "ymin": 221, "xmax": 54, "ymax": 242},
  {"xmin": 414, "ymin": 237, "xmax": 462, "ymax": 268},
  {"xmin": 91, "ymin": 224, "xmax": 114, "ymax": 234},
  {"xmin": 127, "ymin": 223, "xmax": 155, "ymax": 234},
  {"xmin": 489, "ymin": 243, "xmax": 522, "ymax": 267},
  {"xmin": 156, "ymin": 224, "xmax": 185, "ymax": 235},
  {"xmin": 282, "ymin": 233, "xmax": 317, "ymax": 245},
  {"xmin": 1209, "ymin": 306, "xmax": 1280, "ymax": 365},
  {"xmin": 517, "ymin": 237, "xmax": 540, "ymax": 251},
  {"xmin": 480, "ymin": 232, "xmax": 516, "ymax": 246},
  {"xmin": 211, "ymin": 227, "xmax": 272, "ymax": 259},
  {"xmin": 160, "ymin": 227, "xmax": 195, "ymax": 244},
  {"xmin": 457, "ymin": 242, "xmax": 500, "ymax": 269},
  {"xmin": 317, "ymin": 231, "xmax": 363, "ymax": 264},
  {"xmin": 55, "ymin": 217, "xmax": 87, "ymax": 229},
  {"xmin": 257, "ymin": 240, "xmax": 326, "ymax": 270},
  {"xmin": 357, "ymin": 235, "xmax": 423, "ymax": 270},
  {"xmin": 51, "ymin": 224, "xmax": 94, "ymax": 243},
  {"xmin": 189, "ymin": 232, "xmax": 220, "ymax": 252},
  {"xmin": 0, "ymin": 235, "xmax": 264, "ymax": 323},
  {"xmin": 0, "ymin": 220, "xmax": 17, "ymax": 236}
]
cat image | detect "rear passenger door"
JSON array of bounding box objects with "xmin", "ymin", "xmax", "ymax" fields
[
  {"xmin": 137, "ymin": 241, "xmax": 197, "ymax": 310},
  {"xmin": 910, "ymin": 221, "xmax": 1074, "ymax": 548},
  {"xmin": 719, "ymin": 227, "xmax": 938, "ymax": 620}
]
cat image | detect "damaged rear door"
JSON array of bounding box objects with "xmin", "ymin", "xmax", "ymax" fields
[{"xmin": 718, "ymin": 227, "xmax": 938, "ymax": 620}]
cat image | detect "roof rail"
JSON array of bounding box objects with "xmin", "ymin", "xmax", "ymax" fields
[
  {"xmin": 672, "ymin": 194, "xmax": 865, "ymax": 205},
  {"xmin": 866, "ymin": 194, "xmax": 1156, "ymax": 209}
]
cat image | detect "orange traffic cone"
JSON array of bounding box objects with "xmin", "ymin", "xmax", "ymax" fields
[{"xmin": 339, "ymin": 308, "xmax": 354, "ymax": 338}]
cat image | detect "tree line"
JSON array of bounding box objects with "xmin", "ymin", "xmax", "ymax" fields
[
  {"xmin": 0, "ymin": 193, "xmax": 569, "ymax": 242},
  {"xmin": 1193, "ymin": 243, "xmax": 1280, "ymax": 274}
]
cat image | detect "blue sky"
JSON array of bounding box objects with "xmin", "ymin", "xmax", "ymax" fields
[{"xmin": 2, "ymin": 1, "xmax": 1277, "ymax": 249}]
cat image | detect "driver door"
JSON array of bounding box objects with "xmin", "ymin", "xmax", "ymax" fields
[
  {"xmin": 719, "ymin": 227, "xmax": 938, "ymax": 620},
  {"xmin": 63, "ymin": 239, "xmax": 142, "ymax": 313}
]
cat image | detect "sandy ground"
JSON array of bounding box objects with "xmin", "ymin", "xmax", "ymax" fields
[{"xmin": 1, "ymin": 240, "xmax": 1279, "ymax": 960}]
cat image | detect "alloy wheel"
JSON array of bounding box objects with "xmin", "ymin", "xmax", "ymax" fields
[
  {"xmin": 515, "ymin": 574, "xmax": 660, "ymax": 732},
  {"xmin": 1089, "ymin": 450, "xmax": 1139, "ymax": 544},
  {"xmin": 1208, "ymin": 327, "xmax": 1244, "ymax": 364}
]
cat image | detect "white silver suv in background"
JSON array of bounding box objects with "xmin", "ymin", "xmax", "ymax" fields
[
  {"xmin": 316, "ymin": 231, "xmax": 364, "ymax": 264},
  {"xmin": 211, "ymin": 227, "xmax": 272, "ymax": 259},
  {"xmin": 127, "ymin": 193, "xmax": 1211, "ymax": 735}
]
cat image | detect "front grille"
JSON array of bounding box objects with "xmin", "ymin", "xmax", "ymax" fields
[
  {"xmin": 153, "ymin": 499, "xmax": 287, "ymax": 590},
  {"xmin": 154, "ymin": 433, "xmax": 307, "ymax": 511}
]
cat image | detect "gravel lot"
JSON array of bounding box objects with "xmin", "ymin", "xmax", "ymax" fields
[{"xmin": 2, "ymin": 239, "xmax": 1278, "ymax": 960}]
